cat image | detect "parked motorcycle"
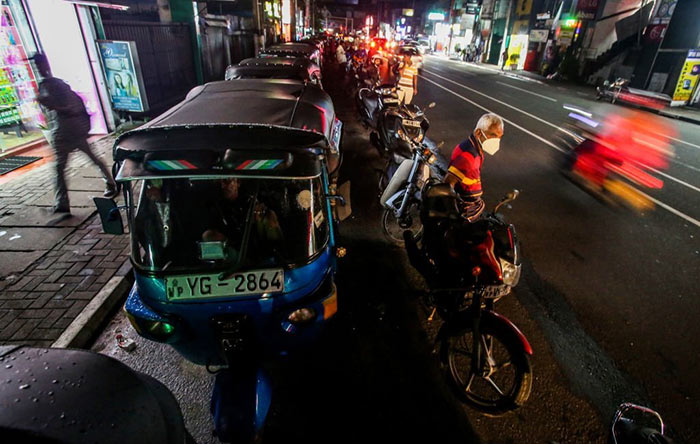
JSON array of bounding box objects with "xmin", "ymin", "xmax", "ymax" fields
[
  {"xmin": 379, "ymin": 136, "xmax": 445, "ymax": 246},
  {"xmin": 357, "ymin": 84, "xmax": 400, "ymax": 130},
  {"xmin": 611, "ymin": 403, "xmax": 674, "ymax": 444},
  {"xmin": 0, "ymin": 345, "xmax": 193, "ymax": 444},
  {"xmin": 403, "ymin": 185, "xmax": 532, "ymax": 415}
]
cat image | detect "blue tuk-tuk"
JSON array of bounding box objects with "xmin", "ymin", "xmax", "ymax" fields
[{"xmin": 95, "ymin": 78, "xmax": 344, "ymax": 442}]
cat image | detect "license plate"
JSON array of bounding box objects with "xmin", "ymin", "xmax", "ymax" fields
[
  {"xmin": 403, "ymin": 119, "xmax": 421, "ymax": 128},
  {"xmin": 166, "ymin": 269, "xmax": 284, "ymax": 300},
  {"xmin": 383, "ymin": 98, "xmax": 398, "ymax": 104}
]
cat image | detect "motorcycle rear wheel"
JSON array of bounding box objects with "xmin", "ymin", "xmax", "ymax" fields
[
  {"xmin": 381, "ymin": 203, "xmax": 423, "ymax": 246},
  {"xmin": 441, "ymin": 322, "xmax": 532, "ymax": 416}
]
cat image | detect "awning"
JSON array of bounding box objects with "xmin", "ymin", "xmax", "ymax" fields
[{"xmin": 63, "ymin": 1, "xmax": 129, "ymax": 10}]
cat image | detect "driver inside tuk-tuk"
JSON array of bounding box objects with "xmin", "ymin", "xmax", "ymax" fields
[{"xmin": 202, "ymin": 178, "xmax": 285, "ymax": 266}]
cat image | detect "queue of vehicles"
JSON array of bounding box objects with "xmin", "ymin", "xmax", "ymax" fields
[{"xmin": 0, "ymin": 33, "xmax": 675, "ymax": 444}]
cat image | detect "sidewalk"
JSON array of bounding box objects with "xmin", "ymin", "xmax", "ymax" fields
[
  {"xmin": 440, "ymin": 56, "xmax": 700, "ymax": 125},
  {"xmin": 0, "ymin": 136, "xmax": 131, "ymax": 347}
]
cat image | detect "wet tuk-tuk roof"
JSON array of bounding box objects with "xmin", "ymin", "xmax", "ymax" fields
[
  {"xmin": 225, "ymin": 57, "xmax": 321, "ymax": 82},
  {"xmin": 260, "ymin": 43, "xmax": 320, "ymax": 59},
  {"xmin": 113, "ymin": 79, "xmax": 342, "ymax": 180}
]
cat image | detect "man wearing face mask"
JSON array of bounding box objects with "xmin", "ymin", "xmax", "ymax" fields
[{"xmin": 444, "ymin": 113, "xmax": 504, "ymax": 222}]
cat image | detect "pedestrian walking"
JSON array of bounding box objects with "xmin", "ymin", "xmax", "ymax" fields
[
  {"xmin": 501, "ymin": 48, "xmax": 509, "ymax": 70},
  {"xmin": 397, "ymin": 53, "xmax": 418, "ymax": 105},
  {"xmin": 32, "ymin": 53, "xmax": 117, "ymax": 215}
]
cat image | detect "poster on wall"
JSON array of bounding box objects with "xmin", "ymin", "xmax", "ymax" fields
[
  {"xmin": 97, "ymin": 40, "xmax": 148, "ymax": 113},
  {"xmin": 671, "ymin": 49, "xmax": 700, "ymax": 106}
]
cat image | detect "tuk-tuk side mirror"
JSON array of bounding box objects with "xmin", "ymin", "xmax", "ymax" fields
[{"xmin": 93, "ymin": 197, "xmax": 124, "ymax": 235}]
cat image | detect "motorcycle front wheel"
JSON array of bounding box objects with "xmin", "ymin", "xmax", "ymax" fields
[
  {"xmin": 381, "ymin": 201, "xmax": 423, "ymax": 246},
  {"xmin": 441, "ymin": 322, "xmax": 532, "ymax": 416}
]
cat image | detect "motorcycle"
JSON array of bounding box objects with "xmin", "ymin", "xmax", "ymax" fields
[
  {"xmin": 403, "ymin": 185, "xmax": 533, "ymax": 415},
  {"xmin": 0, "ymin": 345, "xmax": 193, "ymax": 443},
  {"xmin": 611, "ymin": 403, "xmax": 674, "ymax": 444},
  {"xmin": 93, "ymin": 78, "xmax": 347, "ymax": 443},
  {"xmin": 557, "ymin": 105, "xmax": 658, "ymax": 213},
  {"xmin": 378, "ymin": 110, "xmax": 446, "ymax": 246}
]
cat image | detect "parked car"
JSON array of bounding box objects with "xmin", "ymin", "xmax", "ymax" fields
[{"xmin": 398, "ymin": 45, "xmax": 424, "ymax": 71}]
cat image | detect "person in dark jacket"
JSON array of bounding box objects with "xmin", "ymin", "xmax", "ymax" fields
[{"xmin": 32, "ymin": 53, "xmax": 117, "ymax": 214}]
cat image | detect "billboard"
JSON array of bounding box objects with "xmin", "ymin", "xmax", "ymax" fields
[
  {"xmin": 672, "ymin": 49, "xmax": 700, "ymax": 105},
  {"xmin": 97, "ymin": 40, "xmax": 148, "ymax": 113}
]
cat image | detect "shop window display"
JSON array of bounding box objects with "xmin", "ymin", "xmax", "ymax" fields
[{"xmin": 0, "ymin": 1, "xmax": 45, "ymax": 153}]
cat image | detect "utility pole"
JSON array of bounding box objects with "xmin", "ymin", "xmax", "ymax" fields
[{"xmin": 447, "ymin": 0, "xmax": 456, "ymax": 56}]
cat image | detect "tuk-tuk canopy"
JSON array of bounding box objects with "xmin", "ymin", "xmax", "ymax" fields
[
  {"xmin": 260, "ymin": 43, "xmax": 320, "ymax": 61},
  {"xmin": 113, "ymin": 79, "xmax": 342, "ymax": 180},
  {"xmin": 225, "ymin": 57, "xmax": 321, "ymax": 83}
]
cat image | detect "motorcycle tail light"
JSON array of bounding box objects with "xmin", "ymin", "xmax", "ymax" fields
[{"xmin": 499, "ymin": 258, "xmax": 521, "ymax": 287}]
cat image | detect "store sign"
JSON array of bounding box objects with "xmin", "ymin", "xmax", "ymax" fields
[
  {"xmin": 515, "ymin": 0, "xmax": 532, "ymax": 16},
  {"xmin": 466, "ymin": 2, "xmax": 479, "ymax": 15},
  {"xmin": 557, "ymin": 29, "xmax": 574, "ymax": 46},
  {"xmin": 402, "ymin": 9, "xmax": 414, "ymax": 17},
  {"xmin": 672, "ymin": 49, "xmax": 700, "ymax": 105},
  {"xmin": 576, "ymin": 0, "xmax": 600, "ymax": 20},
  {"xmin": 529, "ymin": 29, "xmax": 549, "ymax": 43},
  {"xmin": 649, "ymin": 0, "xmax": 677, "ymax": 25},
  {"xmin": 536, "ymin": 13, "xmax": 550, "ymax": 20},
  {"xmin": 428, "ymin": 12, "xmax": 445, "ymax": 21},
  {"xmin": 97, "ymin": 40, "xmax": 148, "ymax": 113}
]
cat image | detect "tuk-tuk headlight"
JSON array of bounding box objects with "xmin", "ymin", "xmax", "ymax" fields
[
  {"xmin": 287, "ymin": 307, "xmax": 317, "ymax": 325},
  {"xmin": 499, "ymin": 258, "xmax": 521, "ymax": 287}
]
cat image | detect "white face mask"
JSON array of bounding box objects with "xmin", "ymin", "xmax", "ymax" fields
[{"xmin": 482, "ymin": 137, "xmax": 501, "ymax": 155}]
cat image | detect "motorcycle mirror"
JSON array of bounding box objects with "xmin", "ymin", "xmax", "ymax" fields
[
  {"xmin": 603, "ymin": 80, "xmax": 610, "ymax": 87},
  {"xmin": 437, "ymin": 141, "xmax": 445, "ymax": 148},
  {"xmin": 428, "ymin": 102, "xmax": 436, "ymax": 109},
  {"xmin": 505, "ymin": 189, "xmax": 520, "ymax": 201}
]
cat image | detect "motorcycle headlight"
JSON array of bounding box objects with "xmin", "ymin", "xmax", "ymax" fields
[
  {"xmin": 499, "ymin": 258, "xmax": 521, "ymax": 287},
  {"xmin": 427, "ymin": 154, "xmax": 437, "ymax": 164}
]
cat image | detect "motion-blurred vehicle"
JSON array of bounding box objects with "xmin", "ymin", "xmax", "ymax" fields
[
  {"xmin": 557, "ymin": 105, "xmax": 674, "ymax": 213},
  {"xmin": 260, "ymin": 42, "xmax": 322, "ymax": 67},
  {"xmin": 398, "ymin": 45, "xmax": 424, "ymax": 71},
  {"xmin": 403, "ymin": 187, "xmax": 532, "ymax": 415},
  {"xmin": 596, "ymin": 78, "xmax": 671, "ymax": 107},
  {"xmin": 225, "ymin": 56, "xmax": 322, "ymax": 87},
  {"xmin": 93, "ymin": 79, "xmax": 345, "ymax": 443}
]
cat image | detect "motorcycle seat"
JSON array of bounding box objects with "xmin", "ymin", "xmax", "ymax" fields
[{"xmin": 421, "ymin": 183, "xmax": 460, "ymax": 220}]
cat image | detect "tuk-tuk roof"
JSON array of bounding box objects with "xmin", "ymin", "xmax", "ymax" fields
[
  {"xmin": 226, "ymin": 57, "xmax": 321, "ymax": 82},
  {"xmin": 260, "ymin": 43, "xmax": 319, "ymax": 58},
  {"xmin": 113, "ymin": 79, "xmax": 342, "ymax": 180},
  {"xmin": 224, "ymin": 64, "xmax": 312, "ymax": 82}
]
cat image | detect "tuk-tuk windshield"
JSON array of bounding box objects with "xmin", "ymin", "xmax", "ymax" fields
[{"xmin": 131, "ymin": 176, "xmax": 329, "ymax": 272}]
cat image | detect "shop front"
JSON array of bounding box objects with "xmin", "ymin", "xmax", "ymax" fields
[
  {"xmin": 0, "ymin": 0, "xmax": 111, "ymax": 157},
  {"xmin": 0, "ymin": 0, "xmax": 44, "ymax": 153}
]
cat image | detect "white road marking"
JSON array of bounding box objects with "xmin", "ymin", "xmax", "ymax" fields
[
  {"xmin": 420, "ymin": 75, "xmax": 564, "ymax": 154},
  {"xmin": 420, "ymin": 73, "xmax": 700, "ymax": 228},
  {"xmin": 497, "ymin": 81, "xmax": 557, "ymax": 102},
  {"xmin": 667, "ymin": 135, "xmax": 700, "ymax": 151},
  {"xmin": 648, "ymin": 166, "xmax": 700, "ymax": 193},
  {"xmin": 423, "ymin": 68, "xmax": 700, "ymax": 192},
  {"xmin": 637, "ymin": 190, "xmax": 700, "ymax": 228}
]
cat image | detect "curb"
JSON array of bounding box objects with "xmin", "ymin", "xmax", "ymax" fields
[
  {"xmin": 52, "ymin": 266, "xmax": 132, "ymax": 349},
  {"xmin": 657, "ymin": 110, "xmax": 700, "ymax": 125}
]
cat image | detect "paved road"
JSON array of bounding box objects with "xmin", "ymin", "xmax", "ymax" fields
[
  {"xmin": 415, "ymin": 55, "xmax": 700, "ymax": 442},
  {"xmin": 91, "ymin": 59, "xmax": 698, "ymax": 443}
]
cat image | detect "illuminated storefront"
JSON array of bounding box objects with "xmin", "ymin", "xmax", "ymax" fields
[
  {"xmin": 0, "ymin": 0, "xmax": 111, "ymax": 155},
  {"xmin": 0, "ymin": 0, "xmax": 44, "ymax": 153}
]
